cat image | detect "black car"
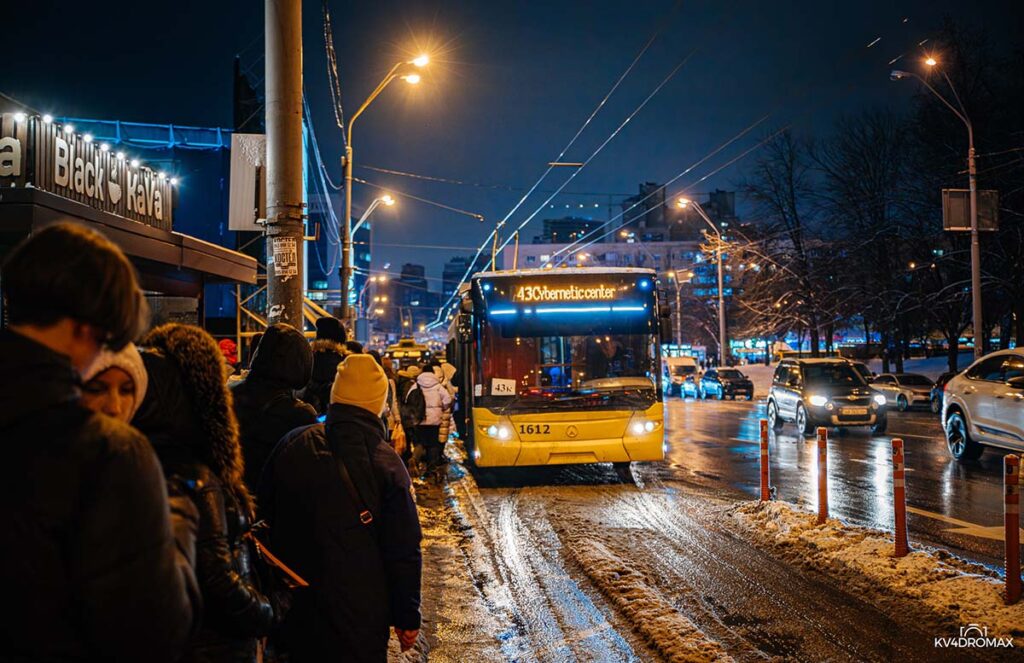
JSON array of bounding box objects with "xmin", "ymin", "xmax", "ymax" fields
[
  {"xmin": 767, "ymin": 358, "xmax": 888, "ymax": 436},
  {"xmin": 700, "ymin": 368, "xmax": 754, "ymax": 400},
  {"xmin": 930, "ymin": 370, "xmax": 957, "ymax": 414}
]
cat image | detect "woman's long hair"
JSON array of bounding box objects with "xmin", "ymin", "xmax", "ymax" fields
[{"xmin": 142, "ymin": 323, "xmax": 254, "ymax": 515}]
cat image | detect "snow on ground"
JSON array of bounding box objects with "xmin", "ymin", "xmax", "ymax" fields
[
  {"xmin": 564, "ymin": 536, "xmax": 734, "ymax": 663},
  {"xmin": 865, "ymin": 352, "xmax": 974, "ymax": 380},
  {"xmin": 730, "ymin": 500, "xmax": 1024, "ymax": 644}
]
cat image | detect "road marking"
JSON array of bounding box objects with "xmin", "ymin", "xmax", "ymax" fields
[
  {"xmin": 906, "ymin": 506, "xmax": 1024, "ymax": 541},
  {"xmin": 849, "ymin": 458, "xmax": 915, "ymax": 472}
]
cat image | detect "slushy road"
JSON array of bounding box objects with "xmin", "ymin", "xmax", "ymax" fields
[{"xmin": 655, "ymin": 395, "xmax": 1018, "ymax": 569}]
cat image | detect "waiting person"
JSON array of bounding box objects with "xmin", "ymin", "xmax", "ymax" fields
[
  {"xmin": 346, "ymin": 339, "xmax": 365, "ymax": 354},
  {"xmin": 408, "ymin": 363, "xmax": 453, "ymax": 473},
  {"xmin": 136, "ymin": 323, "xmax": 277, "ymax": 662},
  {"xmin": 231, "ymin": 323, "xmax": 317, "ymax": 490},
  {"xmin": 301, "ymin": 316, "xmax": 349, "ymax": 414},
  {"xmin": 80, "ymin": 342, "xmax": 148, "ymax": 423},
  {"xmin": 0, "ymin": 223, "xmax": 199, "ymax": 662},
  {"xmin": 260, "ymin": 354, "xmax": 423, "ymax": 661}
]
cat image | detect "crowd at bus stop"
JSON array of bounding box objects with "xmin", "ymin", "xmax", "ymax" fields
[{"xmin": 0, "ymin": 224, "xmax": 456, "ymax": 662}]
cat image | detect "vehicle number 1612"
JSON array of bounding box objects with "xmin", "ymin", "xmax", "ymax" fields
[{"xmin": 519, "ymin": 424, "xmax": 551, "ymax": 435}]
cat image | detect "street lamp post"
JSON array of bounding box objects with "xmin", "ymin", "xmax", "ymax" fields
[
  {"xmin": 891, "ymin": 59, "xmax": 982, "ymax": 359},
  {"xmin": 341, "ymin": 55, "xmax": 428, "ymax": 322},
  {"xmin": 678, "ymin": 197, "xmax": 728, "ymax": 366}
]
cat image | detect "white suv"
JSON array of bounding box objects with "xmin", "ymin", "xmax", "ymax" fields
[{"xmin": 942, "ymin": 349, "xmax": 1024, "ymax": 460}]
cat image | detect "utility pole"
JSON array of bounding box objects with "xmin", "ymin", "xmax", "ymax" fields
[{"xmin": 264, "ymin": 0, "xmax": 304, "ymax": 328}]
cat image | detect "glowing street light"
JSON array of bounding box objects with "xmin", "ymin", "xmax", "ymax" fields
[
  {"xmin": 890, "ymin": 56, "xmax": 983, "ymax": 358},
  {"xmin": 341, "ymin": 54, "xmax": 430, "ymax": 321},
  {"xmin": 676, "ymin": 196, "xmax": 728, "ymax": 366},
  {"xmin": 353, "ymin": 194, "xmax": 397, "ymax": 235}
]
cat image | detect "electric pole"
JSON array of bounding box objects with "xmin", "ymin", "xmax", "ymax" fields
[{"xmin": 264, "ymin": 0, "xmax": 304, "ymax": 328}]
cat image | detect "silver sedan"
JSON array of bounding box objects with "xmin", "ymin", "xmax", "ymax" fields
[{"xmin": 870, "ymin": 373, "xmax": 934, "ymax": 411}]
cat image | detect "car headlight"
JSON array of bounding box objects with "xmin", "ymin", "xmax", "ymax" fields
[
  {"xmin": 808, "ymin": 395, "xmax": 828, "ymax": 407},
  {"xmin": 873, "ymin": 394, "xmax": 886, "ymax": 406}
]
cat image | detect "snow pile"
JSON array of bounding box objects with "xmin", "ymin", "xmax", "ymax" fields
[
  {"xmin": 565, "ymin": 537, "xmax": 734, "ymax": 662},
  {"xmin": 730, "ymin": 501, "xmax": 1024, "ymax": 643}
]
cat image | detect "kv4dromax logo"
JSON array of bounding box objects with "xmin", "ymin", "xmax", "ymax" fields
[{"xmin": 934, "ymin": 624, "xmax": 1014, "ymax": 649}]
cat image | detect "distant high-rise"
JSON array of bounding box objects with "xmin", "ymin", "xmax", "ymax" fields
[
  {"xmin": 532, "ymin": 217, "xmax": 601, "ymax": 244},
  {"xmin": 442, "ymin": 254, "xmax": 488, "ymax": 299}
]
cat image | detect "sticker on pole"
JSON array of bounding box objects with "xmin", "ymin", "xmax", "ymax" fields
[
  {"xmin": 272, "ymin": 237, "xmax": 298, "ymax": 277},
  {"xmin": 491, "ymin": 378, "xmax": 517, "ymax": 396}
]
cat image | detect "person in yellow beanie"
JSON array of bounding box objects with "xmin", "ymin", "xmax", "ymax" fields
[
  {"xmin": 331, "ymin": 353, "xmax": 390, "ymax": 415},
  {"xmin": 258, "ymin": 353, "xmax": 423, "ymax": 661}
]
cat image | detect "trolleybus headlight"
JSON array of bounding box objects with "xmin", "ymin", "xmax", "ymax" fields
[
  {"xmin": 808, "ymin": 395, "xmax": 828, "ymax": 407},
  {"xmin": 486, "ymin": 424, "xmax": 511, "ymax": 440},
  {"xmin": 487, "ymin": 425, "xmax": 498, "ymax": 437},
  {"xmin": 630, "ymin": 419, "xmax": 657, "ymax": 435}
]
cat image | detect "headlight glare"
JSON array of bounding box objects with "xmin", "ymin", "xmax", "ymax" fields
[
  {"xmin": 873, "ymin": 394, "xmax": 886, "ymax": 406},
  {"xmin": 808, "ymin": 395, "xmax": 828, "ymax": 407},
  {"xmin": 497, "ymin": 426, "xmax": 511, "ymax": 440},
  {"xmin": 644, "ymin": 420, "xmax": 656, "ymax": 432},
  {"xmin": 486, "ymin": 425, "xmax": 498, "ymax": 437}
]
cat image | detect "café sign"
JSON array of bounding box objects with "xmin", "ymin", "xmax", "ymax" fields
[{"xmin": 0, "ymin": 113, "xmax": 172, "ymax": 230}]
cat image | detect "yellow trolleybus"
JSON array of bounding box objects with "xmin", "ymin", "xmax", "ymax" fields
[{"xmin": 447, "ymin": 267, "xmax": 671, "ymax": 478}]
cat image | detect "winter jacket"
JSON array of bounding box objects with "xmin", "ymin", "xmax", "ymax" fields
[
  {"xmin": 412, "ymin": 371, "xmax": 453, "ymax": 427},
  {"xmin": 0, "ymin": 329, "xmax": 199, "ymax": 662},
  {"xmin": 259, "ymin": 404, "xmax": 423, "ymax": 662},
  {"xmin": 231, "ymin": 324, "xmax": 317, "ymax": 490},
  {"xmin": 136, "ymin": 339, "xmax": 275, "ymax": 663},
  {"xmin": 300, "ymin": 339, "xmax": 348, "ymax": 414}
]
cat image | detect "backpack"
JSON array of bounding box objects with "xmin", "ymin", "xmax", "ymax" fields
[{"xmin": 401, "ymin": 384, "xmax": 426, "ymax": 429}]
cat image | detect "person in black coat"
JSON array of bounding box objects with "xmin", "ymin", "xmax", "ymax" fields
[
  {"xmin": 231, "ymin": 323, "xmax": 317, "ymax": 490},
  {"xmin": 136, "ymin": 323, "xmax": 277, "ymax": 663},
  {"xmin": 300, "ymin": 316, "xmax": 349, "ymax": 414},
  {"xmin": 0, "ymin": 224, "xmax": 200, "ymax": 662},
  {"xmin": 260, "ymin": 354, "xmax": 423, "ymax": 662}
]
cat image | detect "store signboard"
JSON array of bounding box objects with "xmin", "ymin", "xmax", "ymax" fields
[{"xmin": 0, "ymin": 113, "xmax": 173, "ymax": 229}]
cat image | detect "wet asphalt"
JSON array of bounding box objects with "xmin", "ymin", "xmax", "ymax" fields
[{"xmin": 658, "ymin": 395, "xmax": 1017, "ymax": 570}]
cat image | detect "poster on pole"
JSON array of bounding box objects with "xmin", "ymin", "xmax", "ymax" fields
[
  {"xmin": 941, "ymin": 189, "xmax": 999, "ymax": 232},
  {"xmin": 272, "ymin": 237, "xmax": 298, "ymax": 277}
]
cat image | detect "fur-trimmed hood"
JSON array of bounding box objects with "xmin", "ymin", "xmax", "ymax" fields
[
  {"xmin": 135, "ymin": 323, "xmax": 253, "ymax": 513},
  {"xmin": 309, "ymin": 339, "xmax": 349, "ymax": 384}
]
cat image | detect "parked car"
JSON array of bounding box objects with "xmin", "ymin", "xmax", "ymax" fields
[
  {"xmin": 700, "ymin": 368, "xmax": 754, "ymax": 400},
  {"xmin": 871, "ymin": 373, "xmax": 934, "ymax": 411},
  {"xmin": 942, "ymin": 350, "xmax": 1024, "ymax": 461},
  {"xmin": 930, "ymin": 371, "xmax": 957, "ymax": 414},
  {"xmin": 663, "ymin": 356, "xmax": 699, "ymax": 397},
  {"xmin": 681, "ymin": 374, "xmax": 700, "ymax": 399},
  {"xmin": 767, "ymin": 358, "xmax": 887, "ymax": 436}
]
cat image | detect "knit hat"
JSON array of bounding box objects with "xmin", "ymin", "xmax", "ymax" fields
[
  {"xmin": 330, "ymin": 353, "xmax": 389, "ymax": 416},
  {"xmin": 397, "ymin": 365, "xmax": 422, "ymax": 380},
  {"xmin": 315, "ymin": 316, "xmax": 347, "ymax": 343},
  {"xmin": 82, "ymin": 343, "xmax": 148, "ymax": 420}
]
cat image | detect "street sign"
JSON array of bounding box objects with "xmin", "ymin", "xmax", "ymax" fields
[{"xmin": 942, "ymin": 189, "xmax": 999, "ymax": 232}]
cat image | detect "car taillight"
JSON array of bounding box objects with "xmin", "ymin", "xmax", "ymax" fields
[{"xmin": 943, "ymin": 381, "xmax": 949, "ymax": 393}]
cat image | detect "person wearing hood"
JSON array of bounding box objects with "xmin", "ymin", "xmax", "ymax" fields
[
  {"xmin": 80, "ymin": 342, "xmax": 148, "ymax": 423},
  {"xmin": 136, "ymin": 323, "xmax": 276, "ymax": 663},
  {"xmin": 300, "ymin": 316, "xmax": 349, "ymax": 414},
  {"xmin": 260, "ymin": 354, "xmax": 423, "ymax": 661},
  {"xmin": 407, "ymin": 365, "xmax": 453, "ymax": 472},
  {"xmin": 231, "ymin": 323, "xmax": 317, "ymax": 490},
  {"xmin": 0, "ymin": 224, "xmax": 199, "ymax": 662}
]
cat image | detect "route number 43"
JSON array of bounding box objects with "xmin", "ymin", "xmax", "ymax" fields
[{"xmin": 519, "ymin": 424, "xmax": 551, "ymax": 435}]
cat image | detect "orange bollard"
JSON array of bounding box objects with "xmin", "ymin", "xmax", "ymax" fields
[
  {"xmin": 816, "ymin": 427, "xmax": 828, "ymax": 525},
  {"xmin": 892, "ymin": 439, "xmax": 909, "ymax": 557},
  {"xmin": 1005, "ymin": 454, "xmax": 1021, "ymax": 605},
  {"xmin": 759, "ymin": 419, "xmax": 771, "ymax": 502}
]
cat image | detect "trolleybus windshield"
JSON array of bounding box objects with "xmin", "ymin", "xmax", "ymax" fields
[{"xmin": 474, "ymin": 273, "xmax": 660, "ymax": 412}]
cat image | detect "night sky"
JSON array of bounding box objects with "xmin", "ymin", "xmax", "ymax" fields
[{"xmin": 6, "ymin": 0, "xmax": 1019, "ymax": 289}]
